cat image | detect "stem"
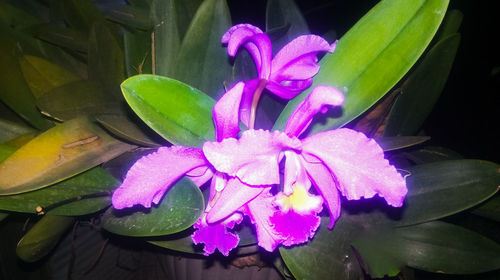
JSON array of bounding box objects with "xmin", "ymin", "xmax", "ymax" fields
[{"xmin": 248, "ymin": 79, "xmax": 268, "ymax": 130}]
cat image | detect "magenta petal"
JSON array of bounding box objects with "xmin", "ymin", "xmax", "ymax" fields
[
  {"xmin": 270, "ymin": 35, "xmax": 333, "ymax": 81},
  {"xmin": 285, "ymin": 86, "xmax": 344, "ymax": 137},
  {"xmin": 240, "ymin": 79, "xmax": 260, "ymax": 127},
  {"xmin": 206, "ymin": 178, "xmax": 264, "ymax": 223},
  {"xmin": 203, "ymin": 129, "xmax": 302, "ymax": 185},
  {"xmin": 192, "ymin": 213, "xmax": 243, "ymax": 256},
  {"xmin": 303, "ymin": 129, "xmax": 408, "ymax": 207},
  {"xmin": 214, "ymin": 82, "xmax": 245, "ymax": 141},
  {"xmin": 270, "ymin": 210, "xmax": 321, "ymax": 246},
  {"xmin": 265, "ymin": 78, "xmax": 313, "ymax": 99},
  {"xmin": 300, "ymin": 157, "xmax": 341, "ymax": 229},
  {"xmin": 186, "ymin": 166, "xmax": 214, "ymax": 187},
  {"xmin": 221, "ymin": 24, "xmax": 263, "ymax": 44},
  {"xmin": 283, "ymin": 151, "xmax": 311, "ymax": 195},
  {"xmin": 245, "ymin": 190, "xmax": 284, "ymax": 251},
  {"xmin": 112, "ymin": 146, "xmax": 207, "ymax": 209}
]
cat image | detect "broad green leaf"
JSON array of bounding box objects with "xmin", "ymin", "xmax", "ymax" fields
[
  {"xmin": 0, "ymin": 2, "xmax": 39, "ymax": 30},
  {"xmin": 30, "ymin": 23, "xmax": 88, "ymax": 53},
  {"xmin": 0, "ymin": 168, "xmax": 118, "ymax": 216},
  {"xmin": 353, "ymin": 221, "xmax": 500, "ymax": 276},
  {"xmin": 0, "ymin": 133, "xmax": 36, "ymax": 162},
  {"xmin": 103, "ymin": 3, "xmax": 151, "ymax": 30},
  {"xmin": 400, "ymin": 145, "xmax": 462, "ymax": 164},
  {"xmin": 265, "ymin": 0, "xmax": 309, "ymax": 52},
  {"xmin": 0, "ymin": 116, "xmax": 134, "ymax": 195},
  {"xmin": 280, "ymin": 217, "xmax": 364, "ymax": 280},
  {"xmin": 19, "ymin": 55, "xmax": 81, "ymax": 99},
  {"xmin": 0, "ymin": 144, "xmax": 17, "ymax": 163},
  {"xmin": 88, "ymin": 21, "xmax": 125, "ymax": 99},
  {"xmin": 16, "ymin": 215, "xmax": 74, "ymax": 262},
  {"xmin": 473, "ymin": 194, "xmax": 500, "ymax": 223},
  {"xmin": 96, "ymin": 114, "xmax": 163, "ymax": 147},
  {"xmin": 0, "ymin": 119, "xmax": 36, "ymax": 143},
  {"xmin": 375, "ymin": 136, "xmax": 430, "ymax": 151},
  {"xmin": 384, "ymin": 33, "xmax": 461, "ymax": 136},
  {"xmin": 394, "ymin": 160, "xmax": 500, "ymax": 226},
  {"xmin": 124, "ymin": 28, "xmax": 152, "ymax": 77},
  {"xmin": 102, "ymin": 177, "xmax": 204, "ymax": 237},
  {"xmin": 435, "ymin": 9, "xmax": 463, "ymax": 41},
  {"xmin": 121, "ymin": 75, "xmax": 215, "ymax": 146},
  {"xmin": 173, "ymin": 0, "xmax": 231, "ymax": 98},
  {"xmin": 0, "ymin": 25, "xmax": 53, "ymax": 130},
  {"xmin": 275, "ymin": 0, "xmax": 449, "ymax": 132},
  {"xmin": 36, "ymin": 80, "xmax": 120, "ymax": 121},
  {"xmin": 151, "ymin": 0, "xmax": 180, "ymax": 76}
]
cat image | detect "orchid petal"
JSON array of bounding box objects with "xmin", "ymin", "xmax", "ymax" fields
[
  {"xmin": 186, "ymin": 166, "xmax": 214, "ymax": 187},
  {"xmin": 192, "ymin": 213, "xmax": 243, "ymax": 256},
  {"xmin": 245, "ymin": 190, "xmax": 284, "ymax": 251},
  {"xmin": 224, "ymin": 26, "xmax": 272, "ymax": 79},
  {"xmin": 112, "ymin": 146, "xmax": 207, "ymax": 209},
  {"xmin": 303, "ymin": 129, "xmax": 407, "ymax": 207},
  {"xmin": 213, "ymin": 82, "xmax": 245, "ymax": 141},
  {"xmin": 300, "ymin": 157, "xmax": 341, "ymax": 229},
  {"xmin": 270, "ymin": 35, "xmax": 334, "ymax": 81},
  {"xmin": 285, "ymin": 86, "xmax": 344, "ymax": 137},
  {"xmin": 265, "ymin": 78, "xmax": 313, "ymax": 99},
  {"xmin": 221, "ymin": 24, "xmax": 263, "ymax": 44},
  {"xmin": 270, "ymin": 210, "xmax": 321, "ymax": 246},
  {"xmin": 206, "ymin": 178, "xmax": 264, "ymax": 223},
  {"xmin": 240, "ymin": 79, "xmax": 260, "ymax": 127},
  {"xmin": 203, "ymin": 129, "xmax": 302, "ymax": 185},
  {"xmin": 283, "ymin": 151, "xmax": 310, "ymax": 195}
]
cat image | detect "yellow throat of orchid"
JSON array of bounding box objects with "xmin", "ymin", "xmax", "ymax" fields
[{"xmin": 275, "ymin": 184, "xmax": 323, "ymax": 214}]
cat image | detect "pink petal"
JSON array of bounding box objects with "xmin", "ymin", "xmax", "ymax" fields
[
  {"xmin": 206, "ymin": 178, "xmax": 264, "ymax": 223},
  {"xmin": 186, "ymin": 166, "xmax": 214, "ymax": 187},
  {"xmin": 221, "ymin": 24, "xmax": 263, "ymax": 44},
  {"xmin": 192, "ymin": 213, "xmax": 243, "ymax": 256},
  {"xmin": 265, "ymin": 78, "xmax": 313, "ymax": 99},
  {"xmin": 240, "ymin": 79, "xmax": 260, "ymax": 127},
  {"xmin": 270, "ymin": 35, "xmax": 333, "ymax": 82},
  {"xmin": 245, "ymin": 190, "xmax": 285, "ymax": 251},
  {"xmin": 112, "ymin": 146, "xmax": 208, "ymax": 209},
  {"xmin": 283, "ymin": 151, "xmax": 311, "ymax": 195},
  {"xmin": 285, "ymin": 85, "xmax": 344, "ymax": 137},
  {"xmin": 302, "ymin": 129, "xmax": 407, "ymax": 207},
  {"xmin": 203, "ymin": 129, "xmax": 302, "ymax": 185},
  {"xmin": 300, "ymin": 157, "xmax": 341, "ymax": 229},
  {"xmin": 213, "ymin": 82, "xmax": 245, "ymax": 141},
  {"xmin": 270, "ymin": 210, "xmax": 321, "ymax": 246}
]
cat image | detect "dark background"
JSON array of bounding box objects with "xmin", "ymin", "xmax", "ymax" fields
[{"xmin": 228, "ymin": 0, "xmax": 500, "ymax": 163}]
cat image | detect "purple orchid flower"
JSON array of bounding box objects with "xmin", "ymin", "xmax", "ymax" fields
[
  {"xmin": 201, "ymin": 85, "xmax": 408, "ymax": 251},
  {"xmin": 222, "ymin": 24, "xmax": 336, "ymax": 128}
]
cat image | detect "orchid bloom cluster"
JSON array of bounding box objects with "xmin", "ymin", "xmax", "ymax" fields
[{"xmin": 112, "ymin": 24, "xmax": 407, "ymax": 256}]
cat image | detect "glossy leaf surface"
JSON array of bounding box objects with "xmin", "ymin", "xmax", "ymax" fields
[
  {"xmin": 102, "ymin": 177, "xmax": 204, "ymax": 237},
  {"xmin": 0, "ymin": 168, "xmax": 118, "ymax": 215},
  {"xmin": 16, "ymin": 215, "xmax": 74, "ymax": 262},
  {"xmin": 121, "ymin": 75, "xmax": 215, "ymax": 146},
  {"xmin": 275, "ymin": 0, "xmax": 449, "ymax": 132},
  {"xmin": 375, "ymin": 136, "xmax": 430, "ymax": 151},
  {"xmin": 472, "ymin": 194, "xmax": 500, "ymax": 223},
  {"xmin": 0, "ymin": 119, "xmax": 36, "ymax": 143},
  {"xmin": 353, "ymin": 221, "xmax": 500, "ymax": 277},
  {"xmin": 0, "ymin": 117, "xmax": 134, "ymax": 195},
  {"xmin": 96, "ymin": 114, "xmax": 162, "ymax": 147}
]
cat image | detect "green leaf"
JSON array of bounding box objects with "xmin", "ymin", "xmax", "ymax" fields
[
  {"xmin": 0, "ymin": 2, "xmax": 40, "ymax": 30},
  {"xmin": 399, "ymin": 145, "xmax": 463, "ymax": 164},
  {"xmin": 0, "ymin": 168, "xmax": 118, "ymax": 215},
  {"xmin": 51, "ymin": 0, "xmax": 105, "ymax": 35},
  {"xmin": 16, "ymin": 214, "xmax": 74, "ymax": 262},
  {"xmin": 121, "ymin": 74, "xmax": 215, "ymax": 146},
  {"xmin": 96, "ymin": 114, "xmax": 163, "ymax": 147},
  {"xmin": 473, "ymin": 194, "xmax": 500, "ymax": 223},
  {"xmin": 88, "ymin": 21, "xmax": 125, "ymax": 99},
  {"xmin": 375, "ymin": 136, "xmax": 430, "ymax": 151},
  {"xmin": 275, "ymin": 0, "xmax": 449, "ymax": 132},
  {"xmin": 0, "ymin": 25, "xmax": 53, "ymax": 130},
  {"xmin": 102, "ymin": 177, "xmax": 204, "ymax": 237},
  {"xmin": 435, "ymin": 9, "xmax": 463, "ymax": 41},
  {"xmin": 103, "ymin": 3, "xmax": 151, "ymax": 30},
  {"xmin": 36, "ymin": 80, "xmax": 120, "ymax": 121},
  {"xmin": 124, "ymin": 28, "xmax": 152, "ymax": 76},
  {"xmin": 172, "ymin": 0, "xmax": 231, "ymax": 98},
  {"xmin": 0, "ymin": 144, "xmax": 17, "ymax": 163},
  {"xmin": 384, "ymin": 33, "xmax": 461, "ymax": 136},
  {"xmin": 150, "ymin": 0, "xmax": 180, "ymax": 76},
  {"xmin": 0, "ymin": 116, "xmax": 134, "ymax": 195},
  {"xmin": 394, "ymin": 160, "xmax": 500, "ymax": 226},
  {"xmin": 19, "ymin": 55, "xmax": 81, "ymax": 99},
  {"xmin": 30, "ymin": 23, "xmax": 88, "ymax": 53},
  {"xmin": 353, "ymin": 221, "xmax": 500, "ymax": 276},
  {"xmin": 0, "ymin": 212, "xmax": 7, "ymax": 222},
  {"xmin": 0, "ymin": 119, "xmax": 36, "ymax": 143},
  {"xmin": 280, "ymin": 217, "xmax": 364, "ymax": 280},
  {"xmin": 265, "ymin": 0, "xmax": 309, "ymax": 52}
]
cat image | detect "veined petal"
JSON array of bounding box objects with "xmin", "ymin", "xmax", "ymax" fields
[
  {"xmin": 285, "ymin": 86, "xmax": 344, "ymax": 137},
  {"xmin": 283, "ymin": 151, "xmax": 310, "ymax": 195},
  {"xmin": 206, "ymin": 178, "xmax": 264, "ymax": 223},
  {"xmin": 300, "ymin": 157, "xmax": 341, "ymax": 229},
  {"xmin": 112, "ymin": 146, "xmax": 208, "ymax": 209},
  {"xmin": 270, "ymin": 35, "xmax": 334, "ymax": 82},
  {"xmin": 224, "ymin": 26, "xmax": 272, "ymax": 79},
  {"xmin": 270, "ymin": 210, "xmax": 321, "ymax": 246},
  {"xmin": 265, "ymin": 79, "xmax": 313, "ymax": 100},
  {"xmin": 192, "ymin": 213, "xmax": 243, "ymax": 256},
  {"xmin": 245, "ymin": 190, "xmax": 285, "ymax": 251},
  {"xmin": 214, "ymin": 82, "xmax": 245, "ymax": 141},
  {"xmin": 203, "ymin": 129, "xmax": 302, "ymax": 185},
  {"xmin": 303, "ymin": 129, "xmax": 407, "ymax": 207}
]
